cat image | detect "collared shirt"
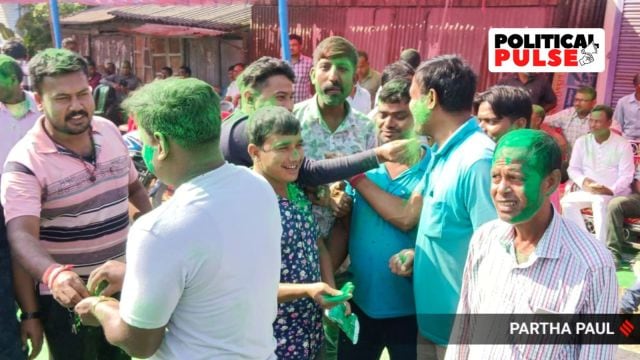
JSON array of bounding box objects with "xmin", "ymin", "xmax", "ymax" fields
[
  {"xmin": 568, "ymin": 132, "xmax": 635, "ymax": 196},
  {"xmin": 497, "ymin": 74, "xmax": 557, "ymax": 108},
  {"xmin": 614, "ymin": 93, "xmax": 640, "ymax": 139},
  {"xmin": 358, "ymin": 69, "xmax": 381, "ymax": 104},
  {"xmin": 291, "ymin": 55, "xmax": 313, "ymax": 104},
  {"xmin": 295, "ymin": 96, "xmax": 377, "ymax": 236},
  {"xmin": 0, "ymin": 91, "xmax": 40, "ymax": 174},
  {"xmin": 413, "ymin": 118, "xmax": 497, "ymax": 344},
  {"xmin": 1, "ymin": 116, "xmax": 137, "ymax": 280},
  {"xmin": 347, "ymin": 84, "xmax": 372, "ymax": 114},
  {"xmin": 446, "ymin": 211, "xmax": 617, "ymax": 360},
  {"xmin": 347, "ymin": 145, "xmax": 430, "ymax": 318},
  {"xmin": 544, "ymin": 107, "xmax": 591, "ymax": 148}
]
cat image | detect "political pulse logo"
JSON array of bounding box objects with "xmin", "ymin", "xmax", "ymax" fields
[{"xmin": 488, "ymin": 28, "xmax": 605, "ymax": 73}]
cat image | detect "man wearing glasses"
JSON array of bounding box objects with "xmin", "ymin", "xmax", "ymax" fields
[{"xmin": 543, "ymin": 86, "xmax": 597, "ymax": 153}]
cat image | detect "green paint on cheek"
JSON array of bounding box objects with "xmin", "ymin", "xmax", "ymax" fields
[
  {"xmin": 410, "ymin": 96, "xmax": 432, "ymax": 133},
  {"xmin": 511, "ymin": 168, "xmax": 544, "ymax": 223},
  {"xmin": 314, "ymin": 58, "xmax": 354, "ymax": 107},
  {"xmin": 142, "ymin": 143, "xmax": 156, "ymax": 175}
]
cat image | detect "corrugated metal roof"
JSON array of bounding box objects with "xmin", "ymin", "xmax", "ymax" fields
[
  {"xmin": 108, "ymin": 4, "xmax": 252, "ymax": 31},
  {"xmin": 60, "ymin": 6, "xmax": 117, "ymax": 25},
  {"xmin": 118, "ymin": 23, "xmax": 226, "ymax": 37}
]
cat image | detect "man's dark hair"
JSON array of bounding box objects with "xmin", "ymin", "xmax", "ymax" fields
[
  {"xmin": 358, "ymin": 51, "xmax": 368, "ymax": 62},
  {"xmin": 1, "ymin": 39, "xmax": 28, "ymax": 60},
  {"xmin": 473, "ymin": 85, "xmax": 533, "ymax": 128},
  {"xmin": 312, "ymin": 36, "xmax": 358, "ymax": 68},
  {"xmin": 576, "ymin": 86, "xmax": 597, "ymax": 101},
  {"xmin": 0, "ymin": 54, "xmax": 24, "ymax": 83},
  {"xmin": 381, "ymin": 61, "xmax": 415, "ymax": 86},
  {"xmin": 29, "ymin": 48, "xmax": 88, "ymax": 94},
  {"xmin": 248, "ymin": 106, "xmax": 300, "ymax": 147},
  {"xmin": 289, "ymin": 34, "xmax": 303, "ymax": 44},
  {"xmin": 591, "ymin": 104, "xmax": 614, "ymax": 120},
  {"xmin": 414, "ymin": 55, "xmax": 477, "ymax": 113},
  {"xmin": 228, "ymin": 65, "xmax": 235, "ymax": 71},
  {"xmin": 400, "ymin": 49, "xmax": 421, "ymax": 69},
  {"xmin": 179, "ymin": 65, "xmax": 192, "ymax": 77},
  {"xmin": 238, "ymin": 56, "xmax": 295, "ymax": 93},
  {"xmin": 161, "ymin": 66, "xmax": 173, "ymax": 76},
  {"xmin": 633, "ymin": 73, "xmax": 640, "ymax": 87},
  {"xmin": 378, "ymin": 79, "xmax": 411, "ymax": 105}
]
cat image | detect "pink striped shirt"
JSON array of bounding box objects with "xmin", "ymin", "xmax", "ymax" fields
[
  {"xmin": 1, "ymin": 116, "xmax": 137, "ymax": 279},
  {"xmin": 446, "ymin": 210, "xmax": 618, "ymax": 360}
]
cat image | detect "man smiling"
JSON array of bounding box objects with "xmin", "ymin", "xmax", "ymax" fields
[
  {"xmin": 446, "ymin": 130, "xmax": 617, "ymax": 359},
  {"xmin": 294, "ymin": 36, "xmax": 378, "ymax": 360},
  {"xmin": 1, "ymin": 48, "xmax": 150, "ymax": 359}
]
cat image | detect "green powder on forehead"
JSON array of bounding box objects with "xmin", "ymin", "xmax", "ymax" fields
[
  {"xmin": 494, "ymin": 129, "xmax": 558, "ymax": 177},
  {"xmin": 493, "ymin": 129, "xmax": 561, "ymax": 224},
  {"xmin": 123, "ymin": 77, "xmax": 220, "ymax": 149}
]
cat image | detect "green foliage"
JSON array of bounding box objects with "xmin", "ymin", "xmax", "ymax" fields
[{"xmin": 15, "ymin": 3, "xmax": 88, "ymax": 57}]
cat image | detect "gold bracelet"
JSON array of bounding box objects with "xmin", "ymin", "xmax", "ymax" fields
[{"xmin": 91, "ymin": 296, "xmax": 118, "ymax": 314}]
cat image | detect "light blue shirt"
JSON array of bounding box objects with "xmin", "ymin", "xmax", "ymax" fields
[
  {"xmin": 413, "ymin": 118, "xmax": 497, "ymax": 344},
  {"xmin": 614, "ymin": 93, "xmax": 640, "ymax": 140},
  {"xmin": 347, "ymin": 145, "xmax": 430, "ymax": 318}
]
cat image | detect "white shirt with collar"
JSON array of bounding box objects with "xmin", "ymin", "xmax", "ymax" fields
[{"xmin": 568, "ymin": 131, "xmax": 635, "ymax": 195}]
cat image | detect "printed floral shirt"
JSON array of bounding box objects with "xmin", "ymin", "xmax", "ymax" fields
[
  {"xmin": 294, "ymin": 96, "xmax": 377, "ymax": 236},
  {"xmin": 273, "ymin": 185, "xmax": 323, "ymax": 359}
]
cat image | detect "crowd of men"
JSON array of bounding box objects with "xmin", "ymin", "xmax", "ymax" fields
[{"xmin": 1, "ymin": 32, "xmax": 640, "ymax": 360}]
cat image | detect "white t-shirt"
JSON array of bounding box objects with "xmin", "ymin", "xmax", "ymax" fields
[
  {"xmin": 225, "ymin": 81, "xmax": 240, "ymax": 99},
  {"xmin": 347, "ymin": 84, "xmax": 372, "ymax": 114},
  {"xmin": 120, "ymin": 163, "xmax": 282, "ymax": 360}
]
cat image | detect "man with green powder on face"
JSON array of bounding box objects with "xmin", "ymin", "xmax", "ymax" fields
[
  {"xmin": 293, "ymin": 35, "xmax": 379, "ymax": 359},
  {"xmin": 2, "ymin": 48, "xmax": 151, "ymax": 360},
  {"xmin": 220, "ymin": 56, "xmax": 413, "ymax": 185},
  {"xmin": 351, "ymin": 55, "xmax": 496, "ymax": 359},
  {"xmin": 74, "ymin": 77, "xmax": 283, "ymax": 359},
  {"xmin": 446, "ymin": 129, "xmax": 617, "ymax": 359},
  {"xmin": 0, "ymin": 53, "xmax": 42, "ymax": 360}
]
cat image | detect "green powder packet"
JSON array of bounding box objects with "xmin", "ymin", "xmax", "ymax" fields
[
  {"xmin": 325, "ymin": 303, "xmax": 360, "ymax": 344},
  {"xmin": 322, "ymin": 281, "xmax": 355, "ymax": 303}
]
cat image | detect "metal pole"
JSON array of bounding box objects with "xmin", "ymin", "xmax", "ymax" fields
[
  {"xmin": 278, "ymin": 0, "xmax": 290, "ymax": 62},
  {"xmin": 49, "ymin": 0, "xmax": 62, "ymax": 48}
]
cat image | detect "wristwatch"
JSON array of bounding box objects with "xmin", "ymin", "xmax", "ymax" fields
[{"xmin": 20, "ymin": 311, "xmax": 42, "ymax": 321}]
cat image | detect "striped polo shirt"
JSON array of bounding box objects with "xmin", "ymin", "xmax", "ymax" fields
[
  {"xmin": 1, "ymin": 116, "xmax": 137, "ymax": 280},
  {"xmin": 446, "ymin": 210, "xmax": 618, "ymax": 359}
]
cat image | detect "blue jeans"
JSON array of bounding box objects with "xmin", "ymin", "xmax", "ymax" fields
[
  {"xmin": 621, "ymin": 280, "xmax": 640, "ymax": 314},
  {"xmin": 0, "ymin": 206, "xmax": 26, "ymax": 360}
]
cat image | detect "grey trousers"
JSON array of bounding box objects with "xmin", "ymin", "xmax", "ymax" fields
[{"xmin": 606, "ymin": 193, "xmax": 640, "ymax": 259}]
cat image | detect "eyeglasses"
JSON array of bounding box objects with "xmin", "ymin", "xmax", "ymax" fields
[{"xmin": 574, "ymin": 98, "xmax": 594, "ymax": 103}]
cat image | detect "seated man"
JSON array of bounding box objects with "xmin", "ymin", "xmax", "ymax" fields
[
  {"xmin": 447, "ymin": 129, "xmax": 617, "ymax": 359},
  {"xmin": 561, "ymin": 105, "xmax": 635, "ymax": 244},
  {"xmin": 473, "ymin": 85, "xmax": 531, "ymax": 143},
  {"xmin": 543, "ymin": 86, "xmax": 596, "ymax": 152},
  {"xmin": 606, "ymin": 165, "xmax": 640, "ymax": 266}
]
